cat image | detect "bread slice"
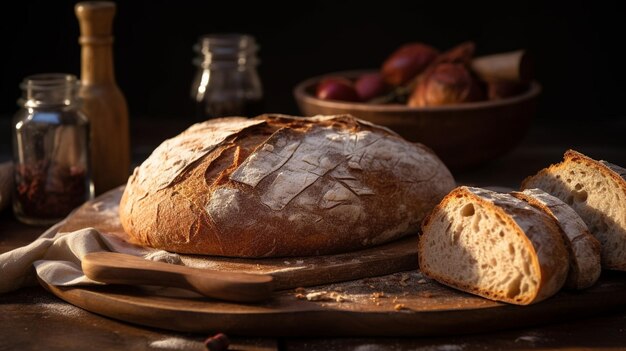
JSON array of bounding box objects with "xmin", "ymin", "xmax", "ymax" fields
[
  {"xmin": 522, "ymin": 149, "xmax": 626, "ymax": 270},
  {"xmin": 511, "ymin": 189, "xmax": 601, "ymax": 289},
  {"xmin": 418, "ymin": 186, "xmax": 569, "ymax": 305}
]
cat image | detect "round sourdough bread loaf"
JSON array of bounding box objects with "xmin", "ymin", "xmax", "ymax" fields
[{"xmin": 119, "ymin": 114, "xmax": 455, "ymax": 257}]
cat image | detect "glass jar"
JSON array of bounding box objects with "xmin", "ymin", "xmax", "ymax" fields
[
  {"xmin": 190, "ymin": 34, "xmax": 263, "ymax": 119},
  {"xmin": 12, "ymin": 73, "xmax": 94, "ymax": 226}
]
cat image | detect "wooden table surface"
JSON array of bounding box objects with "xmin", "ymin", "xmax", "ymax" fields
[{"xmin": 2, "ymin": 117, "xmax": 626, "ymax": 350}]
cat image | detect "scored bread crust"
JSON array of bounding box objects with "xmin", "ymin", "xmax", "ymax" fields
[
  {"xmin": 522, "ymin": 149, "xmax": 626, "ymax": 270},
  {"xmin": 511, "ymin": 189, "xmax": 601, "ymax": 289},
  {"xmin": 419, "ymin": 186, "xmax": 569, "ymax": 305},
  {"xmin": 120, "ymin": 114, "xmax": 455, "ymax": 257}
]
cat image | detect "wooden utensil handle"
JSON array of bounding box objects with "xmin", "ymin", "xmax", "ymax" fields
[
  {"xmin": 82, "ymin": 252, "xmax": 274, "ymax": 302},
  {"xmin": 471, "ymin": 50, "xmax": 533, "ymax": 82},
  {"xmin": 75, "ymin": 2, "xmax": 116, "ymax": 38}
]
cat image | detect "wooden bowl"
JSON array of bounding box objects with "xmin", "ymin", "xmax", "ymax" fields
[{"xmin": 293, "ymin": 70, "xmax": 541, "ymax": 170}]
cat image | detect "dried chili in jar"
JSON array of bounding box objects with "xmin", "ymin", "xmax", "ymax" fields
[{"xmin": 12, "ymin": 74, "xmax": 94, "ymax": 225}]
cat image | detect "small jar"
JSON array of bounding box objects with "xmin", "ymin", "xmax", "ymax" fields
[
  {"xmin": 190, "ymin": 34, "xmax": 263, "ymax": 119},
  {"xmin": 12, "ymin": 74, "xmax": 94, "ymax": 225}
]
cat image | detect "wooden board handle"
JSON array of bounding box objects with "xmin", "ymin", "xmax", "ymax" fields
[{"xmin": 82, "ymin": 252, "xmax": 274, "ymax": 302}]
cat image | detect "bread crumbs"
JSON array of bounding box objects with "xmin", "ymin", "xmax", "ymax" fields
[
  {"xmin": 305, "ymin": 291, "xmax": 348, "ymax": 302},
  {"xmin": 371, "ymin": 292, "xmax": 385, "ymax": 299},
  {"xmin": 394, "ymin": 303, "xmax": 408, "ymax": 311}
]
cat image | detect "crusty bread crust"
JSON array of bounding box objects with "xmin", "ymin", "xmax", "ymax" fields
[
  {"xmin": 511, "ymin": 189, "xmax": 601, "ymax": 289},
  {"xmin": 522, "ymin": 150, "xmax": 626, "ymax": 194},
  {"xmin": 522, "ymin": 149, "xmax": 626, "ymax": 270},
  {"xmin": 120, "ymin": 114, "xmax": 455, "ymax": 257},
  {"xmin": 419, "ymin": 186, "xmax": 569, "ymax": 305}
]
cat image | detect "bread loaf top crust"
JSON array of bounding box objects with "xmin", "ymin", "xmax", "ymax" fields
[{"xmin": 120, "ymin": 114, "xmax": 455, "ymax": 257}]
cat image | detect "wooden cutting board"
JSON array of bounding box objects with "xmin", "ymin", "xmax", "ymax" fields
[
  {"xmin": 57, "ymin": 186, "xmax": 418, "ymax": 290},
  {"xmin": 41, "ymin": 271, "xmax": 626, "ymax": 337},
  {"xmin": 43, "ymin": 187, "xmax": 626, "ymax": 337}
]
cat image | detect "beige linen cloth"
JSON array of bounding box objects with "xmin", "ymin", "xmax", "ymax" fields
[{"xmin": 0, "ymin": 219, "xmax": 181, "ymax": 294}]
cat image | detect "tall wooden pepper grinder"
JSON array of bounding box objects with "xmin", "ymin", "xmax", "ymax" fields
[{"xmin": 75, "ymin": 1, "xmax": 130, "ymax": 195}]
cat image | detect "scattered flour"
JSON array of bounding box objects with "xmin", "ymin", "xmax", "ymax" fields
[
  {"xmin": 354, "ymin": 345, "xmax": 387, "ymax": 351},
  {"xmin": 415, "ymin": 345, "xmax": 465, "ymax": 351},
  {"xmin": 33, "ymin": 295, "xmax": 87, "ymax": 318},
  {"xmin": 515, "ymin": 335, "xmax": 544, "ymax": 343},
  {"xmin": 513, "ymin": 330, "xmax": 550, "ymax": 344},
  {"xmin": 353, "ymin": 344, "xmax": 465, "ymax": 351},
  {"xmin": 149, "ymin": 337, "xmax": 205, "ymax": 350}
]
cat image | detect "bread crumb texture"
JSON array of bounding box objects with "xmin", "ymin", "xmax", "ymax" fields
[
  {"xmin": 419, "ymin": 186, "xmax": 569, "ymax": 305},
  {"xmin": 511, "ymin": 188, "xmax": 601, "ymax": 289},
  {"xmin": 522, "ymin": 149, "xmax": 626, "ymax": 270}
]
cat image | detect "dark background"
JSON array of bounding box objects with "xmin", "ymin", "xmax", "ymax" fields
[{"xmin": 0, "ymin": 1, "xmax": 624, "ymax": 136}]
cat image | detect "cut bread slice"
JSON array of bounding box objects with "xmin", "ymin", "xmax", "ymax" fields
[
  {"xmin": 522, "ymin": 149, "xmax": 626, "ymax": 270},
  {"xmin": 511, "ymin": 189, "xmax": 601, "ymax": 289},
  {"xmin": 418, "ymin": 186, "xmax": 569, "ymax": 305}
]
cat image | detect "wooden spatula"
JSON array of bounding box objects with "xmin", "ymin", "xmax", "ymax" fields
[{"xmin": 82, "ymin": 252, "xmax": 274, "ymax": 302}]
